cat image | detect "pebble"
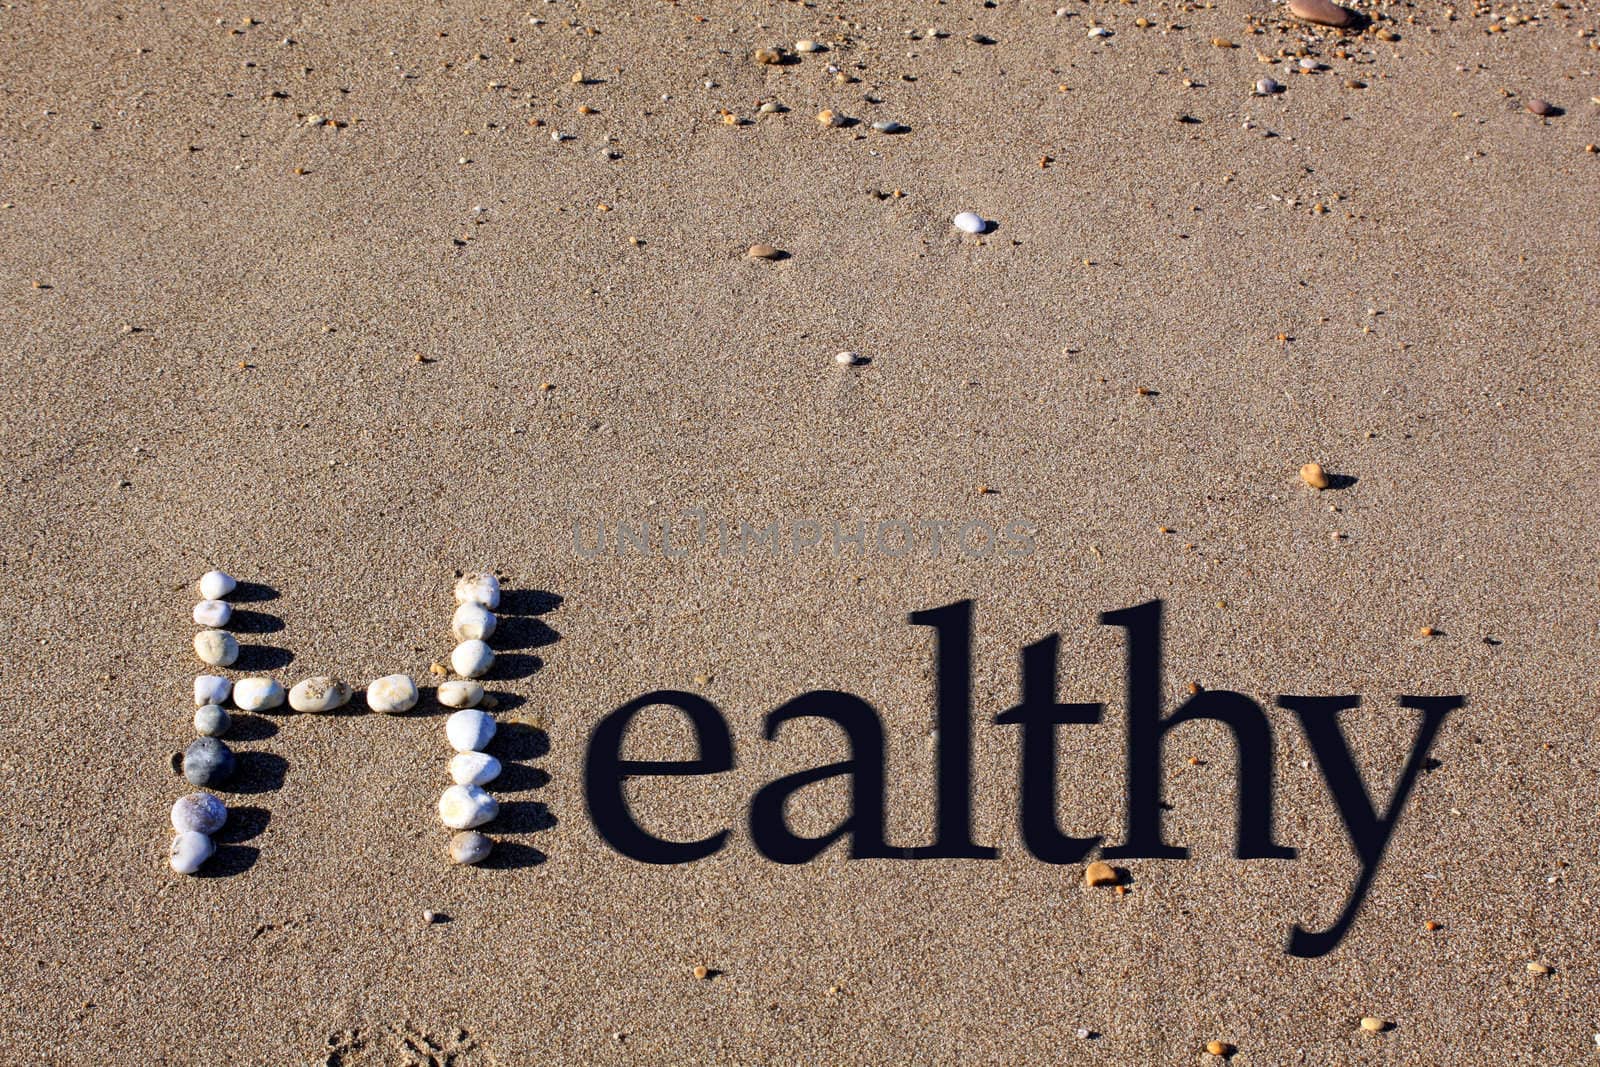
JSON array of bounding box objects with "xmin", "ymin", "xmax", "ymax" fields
[
  {"xmin": 1083, "ymin": 860, "xmax": 1118, "ymax": 887},
  {"xmin": 449, "ymin": 750, "xmax": 503, "ymax": 786},
  {"xmin": 870, "ymin": 120, "xmax": 908, "ymax": 134},
  {"xmin": 367, "ymin": 674, "xmax": 419, "ymax": 714},
  {"xmin": 759, "ymin": 101, "xmax": 781, "ymax": 114},
  {"xmin": 747, "ymin": 243, "xmax": 782, "ymax": 260},
  {"xmin": 1359, "ymin": 1016, "xmax": 1388, "ymax": 1033},
  {"xmin": 198, "ymin": 570, "xmax": 237, "ymax": 600},
  {"xmin": 795, "ymin": 38, "xmax": 822, "ymax": 53},
  {"xmin": 1299, "ymin": 462, "xmax": 1330, "ymax": 489},
  {"xmin": 233, "ymin": 676, "xmax": 285, "ymax": 711},
  {"xmin": 1206, "ymin": 1041, "xmax": 1234, "ymax": 1057},
  {"xmin": 1287, "ymin": 0, "xmax": 1357, "ymax": 28},
  {"xmin": 193, "ymin": 629, "xmax": 240, "ymax": 667},
  {"xmin": 183, "ymin": 737, "xmax": 236, "ymax": 786},
  {"xmin": 169, "ymin": 831, "xmax": 215, "ymax": 875},
  {"xmin": 171, "ymin": 792, "xmax": 228, "ymax": 835},
  {"xmin": 1256, "ymin": 78, "xmax": 1283, "ymax": 96},
  {"xmin": 1526, "ymin": 98, "xmax": 1555, "ymax": 116},
  {"xmin": 449, "ymin": 830, "xmax": 494, "ymax": 865},
  {"xmin": 438, "ymin": 680, "xmax": 485, "ymax": 709},
  {"xmin": 453, "ymin": 572, "xmax": 501, "ymax": 610},
  {"xmin": 451, "ymin": 639, "xmax": 495, "ymax": 678},
  {"xmin": 288, "ymin": 676, "xmax": 352, "ymax": 713},
  {"xmin": 835, "ymin": 350, "xmax": 864, "ymax": 366},
  {"xmin": 816, "ymin": 108, "xmax": 844, "ymax": 128},
  {"xmin": 438, "ymin": 783, "xmax": 499, "ymax": 829},
  {"xmin": 1087, "ymin": 26, "xmax": 1111, "ymax": 37},
  {"xmin": 446, "ymin": 708, "xmax": 498, "ymax": 753},
  {"xmin": 953, "ymin": 211, "xmax": 989, "ymax": 235},
  {"xmin": 1527, "ymin": 961, "xmax": 1552, "ymax": 975},
  {"xmin": 194, "ymin": 675, "xmax": 232, "ymax": 706},
  {"xmin": 753, "ymin": 46, "xmax": 782, "ymax": 65},
  {"xmin": 449, "ymin": 602, "xmax": 497, "ymax": 644},
  {"xmin": 194, "ymin": 703, "xmax": 231, "ymax": 737},
  {"xmin": 193, "ymin": 599, "xmax": 233, "ymax": 627}
]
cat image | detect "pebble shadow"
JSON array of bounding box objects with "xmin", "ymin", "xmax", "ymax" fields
[
  {"xmin": 227, "ymin": 713, "xmax": 279, "ymax": 741},
  {"xmin": 229, "ymin": 609, "xmax": 285, "ymax": 635},
  {"xmin": 222, "ymin": 751, "xmax": 288, "ymax": 795},
  {"xmin": 479, "ymin": 842, "xmax": 546, "ymax": 870},
  {"xmin": 228, "ymin": 581, "xmax": 278, "ymax": 604},
  {"xmin": 233, "ymin": 644, "xmax": 294, "ymax": 671},
  {"xmin": 216, "ymin": 805, "xmax": 270, "ymax": 843},
  {"xmin": 197, "ymin": 845, "xmax": 260, "ymax": 877}
]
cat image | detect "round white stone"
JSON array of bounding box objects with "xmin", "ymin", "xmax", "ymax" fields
[
  {"xmin": 171, "ymin": 793, "xmax": 228, "ymax": 835},
  {"xmin": 453, "ymin": 572, "xmax": 501, "ymax": 609},
  {"xmin": 169, "ymin": 831, "xmax": 215, "ymax": 875},
  {"xmin": 194, "ymin": 675, "xmax": 232, "ymax": 706},
  {"xmin": 437, "ymin": 680, "xmax": 485, "ymax": 709},
  {"xmin": 193, "ymin": 629, "xmax": 239, "ymax": 667},
  {"xmin": 451, "ymin": 602, "xmax": 497, "ymax": 642},
  {"xmin": 193, "ymin": 599, "xmax": 233, "ymax": 627},
  {"xmin": 233, "ymin": 676, "xmax": 285, "ymax": 711},
  {"xmin": 450, "ymin": 640, "xmax": 495, "ymax": 679},
  {"xmin": 438, "ymin": 784, "xmax": 498, "ymax": 830},
  {"xmin": 835, "ymin": 350, "xmax": 863, "ymax": 366},
  {"xmin": 446, "ymin": 708, "xmax": 497, "ymax": 753},
  {"xmin": 198, "ymin": 570, "xmax": 237, "ymax": 600},
  {"xmin": 449, "ymin": 751, "xmax": 503, "ymax": 786},
  {"xmin": 288, "ymin": 676, "xmax": 351, "ymax": 713},
  {"xmin": 953, "ymin": 211, "xmax": 987, "ymax": 234},
  {"xmin": 367, "ymin": 674, "xmax": 418, "ymax": 714}
]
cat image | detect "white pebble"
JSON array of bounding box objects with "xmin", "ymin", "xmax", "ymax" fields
[
  {"xmin": 367, "ymin": 674, "xmax": 418, "ymax": 714},
  {"xmin": 194, "ymin": 703, "xmax": 231, "ymax": 736},
  {"xmin": 446, "ymin": 708, "xmax": 497, "ymax": 753},
  {"xmin": 198, "ymin": 570, "xmax": 237, "ymax": 600},
  {"xmin": 1256, "ymin": 77, "xmax": 1282, "ymax": 95},
  {"xmin": 232, "ymin": 676, "xmax": 285, "ymax": 711},
  {"xmin": 194, "ymin": 675, "xmax": 232, "ymax": 706},
  {"xmin": 795, "ymin": 38, "xmax": 822, "ymax": 52},
  {"xmin": 437, "ymin": 680, "xmax": 485, "ymax": 709},
  {"xmin": 1088, "ymin": 26, "xmax": 1111, "ymax": 37},
  {"xmin": 952, "ymin": 211, "xmax": 988, "ymax": 234},
  {"xmin": 193, "ymin": 629, "xmax": 239, "ymax": 667},
  {"xmin": 169, "ymin": 831, "xmax": 215, "ymax": 875},
  {"xmin": 454, "ymin": 572, "xmax": 501, "ymax": 609},
  {"xmin": 451, "ymin": 639, "xmax": 495, "ymax": 678},
  {"xmin": 288, "ymin": 676, "xmax": 352, "ymax": 713},
  {"xmin": 451, "ymin": 602, "xmax": 497, "ymax": 642},
  {"xmin": 449, "ymin": 750, "xmax": 503, "ymax": 786},
  {"xmin": 835, "ymin": 350, "xmax": 863, "ymax": 366},
  {"xmin": 450, "ymin": 831, "xmax": 493, "ymax": 865},
  {"xmin": 438, "ymin": 784, "xmax": 498, "ymax": 829},
  {"xmin": 192, "ymin": 600, "xmax": 232, "ymax": 627},
  {"xmin": 171, "ymin": 793, "xmax": 228, "ymax": 835}
]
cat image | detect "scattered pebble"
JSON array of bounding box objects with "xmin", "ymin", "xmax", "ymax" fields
[
  {"xmin": 1526, "ymin": 98, "xmax": 1555, "ymax": 116},
  {"xmin": 183, "ymin": 737, "xmax": 236, "ymax": 787},
  {"xmin": 753, "ymin": 47, "xmax": 782, "ymax": 65},
  {"xmin": 795, "ymin": 39, "xmax": 822, "ymax": 53},
  {"xmin": 1288, "ymin": 0, "xmax": 1357, "ymax": 28},
  {"xmin": 694, "ymin": 964, "xmax": 711, "ymax": 979},
  {"xmin": 1084, "ymin": 860, "xmax": 1118, "ymax": 887},
  {"xmin": 758, "ymin": 101, "xmax": 781, "ymax": 114},
  {"xmin": 438, "ymin": 783, "xmax": 498, "ymax": 829},
  {"xmin": 1088, "ymin": 26, "xmax": 1112, "ymax": 38},
  {"xmin": 747, "ymin": 243, "xmax": 782, "ymax": 259},
  {"xmin": 952, "ymin": 210, "xmax": 988, "ymax": 234},
  {"xmin": 169, "ymin": 830, "xmax": 215, "ymax": 875},
  {"xmin": 449, "ymin": 751, "xmax": 503, "ymax": 786},
  {"xmin": 171, "ymin": 792, "xmax": 228, "ymax": 835},
  {"xmin": 449, "ymin": 830, "xmax": 494, "ymax": 865},
  {"xmin": 233, "ymin": 676, "xmax": 286, "ymax": 711},
  {"xmin": 288, "ymin": 676, "xmax": 352, "ymax": 713},
  {"xmin": 446, "ymin": 708, "xmax": 498, "ymax": 753},
  {"xmin": 816, "ymin": 108, "xmax": 844, "ymax": 127},
  {"xmin": 870, "ymin": 120, "xmax": 908, "ymax": 134},
  {"xmin": 193, "ymin": 629, "xmax": 240, "ymax": 667},
  {"xmin": 192, "ymin": 599, "xmax": 232, "ymax": 627},
  {"xmin": 454, "ymin": 572, "xmax": 501, "ymax": 609},
  {"xmin": 367, "ymin": 674, "xmax": 419, "ymax": 713},
  {"xmin": 194, "ymin": 703, "xmax": 231, "ymax": 737},
  {"xmin": 1299, "ymin": 462, "xmax": 1330, "ymax": 490},
  {"xmin": 194, "ymin": 675, "xmax": 232, "ymax": 706},
  {"xmin": 1205, "ymin": 1040, "xmax": 1234, "ymax": 1057},
  {"xmin": 1359, "ymin": 1016, "xmax": 1389, "ymax": 1033},
  {"xmin": 198, "ymin": 570, "xmax": 237, "ymax": 600},
  {"xmin": 835, "ymin": 350, "xmax": 864, "ymax": 366},
  {"xmin": 451, "ymin": 602, "xmax": 497, "ymax": 642},
  {"xmin": 1256, "ymin": 78, "xmax": 1282, "ymax": 96},
  {"xmin": 451, "ymin": 639, "xmax": 495, "ymax": 678},
  {"xmin": 1527, "ymin": 962, "xmax": 1552, "ymax": 976}
]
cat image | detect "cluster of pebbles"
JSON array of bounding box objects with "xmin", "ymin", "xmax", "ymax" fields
[
  {"xmin": 172, "ymin": 569, "xmax": 243, "ymax": 875},
  {"xmin": 437, "ymin": 572, "xmax": 503, "ymax": 866}
]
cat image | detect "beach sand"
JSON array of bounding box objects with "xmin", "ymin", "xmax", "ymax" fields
[{"xmin": 2, "ymin": 0, "xmax": 1598, "ymax": 1062}]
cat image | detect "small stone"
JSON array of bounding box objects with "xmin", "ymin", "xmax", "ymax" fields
[
  {"xmin": 453, "ymin": 572, "xmax": 501, "ymax": 609},
  {"xmin": 1256, "ymin": 77, "xmax": 1282, "ymax": 95},
  {"xmin": 172, "ymin": 792, "xmax": 228, "ymax": 835},
  {"xmin": 1084, "ymin": 860, "xmax": 1118, "ymax": 887},
  {"xmin": 1088, "ymin": 26, "xmax": 1111, "ymax": 37},
  {"xmin": 794, "ymin": 38, "xmax": 822, "ymax": 53},
  {"xmin": 694, "ymin": 964, "xmax": 711, "ymax": 979},
  {"xmin": 183, "ymin": 737, "xmax": 236, "ymax": 786},
  {"xmin": 367, "ymin": 674, "xmax": 419, "ymax": 714},
  {"xmin": 1424, "ymin": 920, "xmax": 1441, "ymax": 931},
  {"xmin": 759, "ymin": 101, "xmax": 781, "ymax": 113},
  {"xmin": 194, "ymin": 675, "xmax": 232, "ymax": 706},
  {"xmin": 952, "ymin": 210, "xmax": 987, "ymax": 234},
  {"xmin": 1206, "ymin": 1041, "xmax": 1234, "ymax": 1057},
  {"xmin": 1299, "ymin": 462, "xmax": 1330, "ymax": 489},
  {"xmin": 1287, "ymin": 0, "xmax": 1357, "ymax": 28},
  {"xmin": 451, "ymin": 602, "xmax": 497, "ymax": 641},
  {"xmin": 193, "ymin": 629, "xmax": 239, "ymax": 667},
  {"xmin": 439, "ymin": 783, "xmax": 498, "ymax": 829},
  {"xmin": 1211, "ymin": 37, "xmax": 1234, "ymax": 48},
  {"xmin": 423, "ymin": 909, "xmax": 440, "ymax": 923},
  {"xmin": 449, "ymin": 750, "xmax": 503, "ymax": 786},
  {"xmin": 870, "ymin": 120, "xmax": 907, "ymax": 133},
  {"xmin": 753, "ymin": 47, "xmax": 782, "ymax": 65},
  {"xmin": 446, "ymin": 708, "xmax": 498, "ymax": 753},
  {"xmin": 816, "ymin": 108, "xmax": 844, "ymax": 127},
  {"xmin": 1359, "ymin": 1016, "xmax": 1388, "ymax": 1033},
  {"xmin": 198, "ymin": 570, "xmax": 237, "ymax": 600},
  {"xmin": 169, "ymin": 831, "xmax": 214, "ymax": 875},
  {"xmin": 1526, "ymin": 98, "xmax": 1555, "ymax": 116},
  {"xmin": 747, "ymin": 243, "xmax": 782, "ymax": 259},
  {"xmin": 288, "ymin": 676, "xmax": 352, "ymax": 713},
  {"xmin": 193, "ymin": 600, "xmax": 233, "ymax": 627},
  {"xmin": 194, "ymin": 703, "xmax": 231, "ymax": 737},
  {"xmin": 1527, "ymin": 962, "xmax": 1552, "ymax": 975},
  {"xmin": 449, "ymin": 830, "xmax": 494, "ymax": 865},
  {"xmin": 835, "ymin": 350, "xmax": 863, "ymax": 366},
  {"xmin": 438, "ymin": 680, "xmax": 485, "ymax": 709},
  {"xmin": 1419, "ymin": 625, "xmax": 1437, "ymax": 637},
  {"xmin": 451, "ymin": 639, "xmax": 495, "ymax": 679},
  {"xmin": 233, "ymin": 677, "xmax": 285, "ymax": 711}
]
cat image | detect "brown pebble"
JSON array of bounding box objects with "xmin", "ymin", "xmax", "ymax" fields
[
  {"xmin": 429, "ymin": 662, "xmax": 447, "ymax": 676},
  {"xmin": 1526, "ymin": 98, "xmax": 1555, "ymax": 116},
  {"xmin": 693, "ymin": 964, "xmax": 710, "ymax": 980},
  {"xmin": 1359, "ymin": 1016, "xmax": 1388, "ymax": 1033},
  {"xmin": 747, "ymin": 243, "xmax": 781, "ymax": 259},
  {"xmin": 1418, "ymin": 625, "xmax": 1437, "ymax": 637},
  {"xmin": 1084, "ymin": 860, "xmax": 1118, "ymax": 887},
  {"xmin": 1287, "ymin": 0, "xmax": 1356, "ymax": 28},
  {"xmin": 753, "ymin": 46, "xmax": 782, "ymax": 65},
  {"xmin": 1527, "ymin": 962, "xmax": 1552, "ymax": 975},
  {"xmin": 1206, "ymin": 1040, "xmax": 1234, "ymax": 1057},
  {"xmin": 1299, "ymin": 462, "xmax": 1330, "ymax": 490},
  {"xmin": 816, "ymin": 108, "xmax": 843, "ymax": 128},
  {"xmin": 1424, "ymin": 920, "xmax": 1441, "ymax": 931}
]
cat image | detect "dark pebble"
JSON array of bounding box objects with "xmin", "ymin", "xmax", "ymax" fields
[{"xmin": 183, "ymin": 737, "xmax": 236, "ymax": 786}]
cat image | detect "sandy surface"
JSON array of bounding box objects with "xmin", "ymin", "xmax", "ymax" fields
[{"xmin": 3, "ymin": 0, "xmax": 1599, "ymax": 1062}]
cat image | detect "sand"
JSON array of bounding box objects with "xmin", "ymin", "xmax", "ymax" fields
[{"xmin": 2, "ymin": 0, "xmax": 1598, "ymax": 1062}]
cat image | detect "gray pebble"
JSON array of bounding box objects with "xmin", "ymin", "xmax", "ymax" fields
[
  {"xmin": 171, "ymin": 792, "xmax": 228, "ymax": 835},
  {"xmin": 194, "ymin": 703, "xmax": 231, "ymax": 737},
  {"xmin": 449, "ymin": 830, "xmax": 494, "ymax": 865},
  {"xmin": 183, "ymin": 737, "xmax": 236, "ymax": 787},
  {"xmin": 871, "ymin": 120, "xmax": 908, "ymax": 134}
]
